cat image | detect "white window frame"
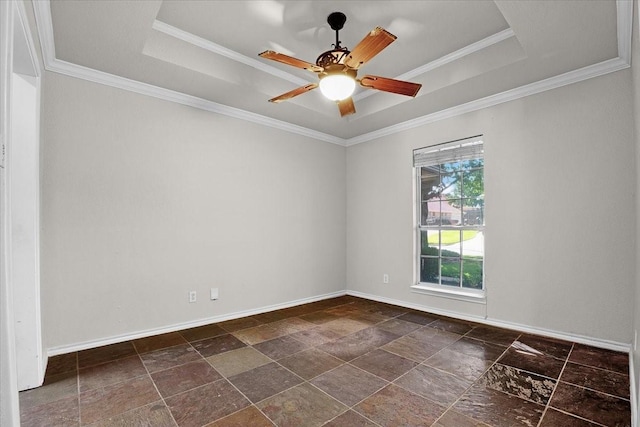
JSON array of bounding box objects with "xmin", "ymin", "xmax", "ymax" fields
[{"xmin": 412, "ymin": 136, "xmax": 485, "ymax": 303}]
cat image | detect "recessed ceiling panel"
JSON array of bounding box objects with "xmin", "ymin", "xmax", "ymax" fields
[
  {"xmin": 156, "ymin": 1, "xmax": 510, "ymax": 80},
  {"xmin": 45, "ymin": 0, "xmax": 622, "ymax": 140}
]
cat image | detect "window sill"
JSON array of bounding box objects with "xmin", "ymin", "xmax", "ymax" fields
[{"xmin": 411, "ymin": 284, "xmax": 486, "ymax": 304}]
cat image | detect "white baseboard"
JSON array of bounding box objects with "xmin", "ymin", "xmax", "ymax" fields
[
  {"xmin": 347, "ymin": 290, "xmax": 631, "ymax": 353},
  {"xmin": 43, "ymin": 290, "xmax": 639, "ymax": 422},
  {"xmin": 48, "ymin": 288, "xmax": 631, "ymax": 357},
  {"xmin": 47, "ymin": 290, "xmax": 347, "ymax": 356}
]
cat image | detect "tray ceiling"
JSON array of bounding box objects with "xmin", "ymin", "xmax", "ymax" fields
[{"xmin": 33, "ymin": 0, "xmax": 630, "ymax": 145}]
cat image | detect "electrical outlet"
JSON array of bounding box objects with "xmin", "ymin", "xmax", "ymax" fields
[
  {"xmin": 189, "ymin": 291, "xmax": 197, "ymax": 303},
  {"xmin": 383, "ymin": 274, "xmax": 389, "ymax": 284},
  {"xmin": 210, "ymin": 288, "xmax": 219, "ymax": 300}
]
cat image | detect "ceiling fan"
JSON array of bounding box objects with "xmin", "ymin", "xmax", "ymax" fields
[{"xmin": 258, "ymin": 12, "xmax": 422, "ymax": 117}]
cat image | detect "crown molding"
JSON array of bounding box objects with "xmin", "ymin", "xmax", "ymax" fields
[
  {"xmin": 617, "ymin": 0, "xmax": 633, "ymax": 65},
  {"xmin": 346, "ymin": 0, "xmax": 633, "ymax": 145},
  {"xmin": 48, "ymin": 56, "xmax": 345, "ymax": 145},
  {"xmin": 31, "ymin": 0, "xmax": 55, "ymax": 66},
  {"xmin": 152, "ymin": 20, "xmax": 312, "ymax": 87},
  {"xmin": 353, "ymin": 27, "xmax": 516, "ymax": 103},
  {"xmin": 31, "ymin": 1, "xmax": 344, "ymax": 145},
  {"xmin": 15, "ymin": 0, "xmax": 43, "ymax": 76},
  {"xmin": 154, "ymin": 18, "xmax": 518, "ymax": 110},
  {"xmin": 153, "ymin": 19, "xmax": 518, "ymax": 116},
  {"xmin": 345, "ymin": 56, "xmax": 630, "ymax": 146},
  {"xmin": 399, "ymin": 28, "xmax": 516, "ymax": 81},
  {"xmin": 32, "ymin": 0, "xmax": 633, "ymax": 148}
]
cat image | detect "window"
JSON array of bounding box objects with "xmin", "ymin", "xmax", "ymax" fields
[{"xmin": 414, "ymin": 136, "xmax": 484, "ymax": 297}]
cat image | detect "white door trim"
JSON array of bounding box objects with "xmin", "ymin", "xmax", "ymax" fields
[{"xmin": 2, "ymin": 2, "xmax": 45, "ymax": 415}]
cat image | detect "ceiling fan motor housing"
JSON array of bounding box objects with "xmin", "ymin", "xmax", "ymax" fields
[
  {"xmin": 319, "ymin": 64, "xmax": 357, "ymax": 80},
  {"xmin": 327, "ymin": 12, "xmax": 347, "ymax": 31},
  {"xmin": 316, "ymin": 49, "xmax": 350, "ymax": 69}
]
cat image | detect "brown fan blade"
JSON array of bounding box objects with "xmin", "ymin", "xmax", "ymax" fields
[
  {"xmin": 360, "ymin": 75, "xmax": 422, "ymax": 97},
  {"xmin": 259, "ymin": 50, "xmax": 323, "ymax": 73},
  {"xmin": 337, "ymin": 97, "xmax": 356, "ymax": 117},
  {"xmin": 344, "ymin": 27, "xmax": 396, "ymax": 69},
  {"xmin": 268, "ymin": 83, "xmax": 318, "ymax": 103}
]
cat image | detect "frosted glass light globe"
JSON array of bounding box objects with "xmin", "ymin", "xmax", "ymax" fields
[{"xmin": 319, "ymin": 74, "xmax": 356, "ymax": 101}]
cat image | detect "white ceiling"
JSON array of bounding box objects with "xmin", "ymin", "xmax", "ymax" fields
[{"xmin": 34, "ymin": 1, "xmax": 631, "ymax": 145}]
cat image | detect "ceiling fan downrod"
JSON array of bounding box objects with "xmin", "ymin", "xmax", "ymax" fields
[{"xmin": 327, "ymin": 12, "xmax": 347, "ymax": 49}]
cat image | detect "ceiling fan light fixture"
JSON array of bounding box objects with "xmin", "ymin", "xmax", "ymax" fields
[
  {"xmin": 319, "ymin": 73, "xmax": 356, "ymax": 101},
  {"xmin": 259, "ymin": 11, "xmax": 421, "ymax": 116}
]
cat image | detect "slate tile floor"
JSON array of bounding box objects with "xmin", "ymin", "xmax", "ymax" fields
[{"xmin": 20, "ymin": 296, "xmax": 631, "ymax": 426}]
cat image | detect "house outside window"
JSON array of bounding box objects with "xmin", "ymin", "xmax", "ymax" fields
[{"xmin": 413, "ymin": 136, "xmax": 484, "ymax": 298}]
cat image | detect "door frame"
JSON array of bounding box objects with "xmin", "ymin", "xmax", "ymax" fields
[{"xmin": 1, "ymin": 2, "xmax": 44, "ymax": 421}]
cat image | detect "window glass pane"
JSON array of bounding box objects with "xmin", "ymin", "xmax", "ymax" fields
[
  {"xmin": 420, "ymin": 257, "xmax": 439, "ymax": 283},
  {"xmin": 439, "ymin": 230, "xmax": 461, "ymax": 255},
  {"xmin": 439, "ymin": 173, "xmax": 460, "ymax": 199},
  {"xmin": 422, "ymin": 200, "xmax": 441, "ymax": 226},
  {"xmin": 420, "ymin": 230, "xmax": 439, "ymax": 256},
  {"xmin": 440, "ymin": 244, "xmax": 460, "ymax": 258},
  {"xmin": 460, "ymin": 158, "xmax": 484, "ymax": 171},
  {"xmin": 461, "ymin": 231, "xmax": 484, "ymax": 258},
  {"xmin": 462, "ymin": 259, "xmax": 483, "ymax": 289},
  {"xmin": 427, "ymin": 231, "xmax": 440, "ymax": 253},
  {"xmin": 462, "ymin": 204, "xmax": 484, "ymax": 226},
  {"xmin": 440, "ymin": 258, "xmax": 460, "ymax": 286},
  {"xmin": 461, "ymin": 169, "xmax": 484, "ymax": 199},
  {"xmin": 440, "ymin": 161, "xmax": 461, "ymax": 172},
  {"xmin": 439, "ymin": 200, "xmax": 462, "ymax": 226},
  {"xmin": 421, "ymin": 167, "xmax": 442, "ymax": 200}
]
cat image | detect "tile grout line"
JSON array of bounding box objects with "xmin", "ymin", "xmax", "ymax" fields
[
  {"xmin": 199, "ymin": 308, "xmax": 388, "ymax": 417},
  {"xmin": 262, "ymin": 329, "xmax": 394, "ymax": 424},
  {"xmin": 368, "ymin": 317, "xmax": 452, "ymax": 362},
  {"xmin": 321, "ymin": 411, "xmax": 384, "ymax": 427},
  {"xmin": 303, "ymin": 360, "xmax": 387, "ymax": 426},
  {"xmin": 77, "ymin": 343, "xmax": 184, "ymax": 425},
  {"xmin": 216, "ymin": 313, "xmax": 626, "ymax": 427},
  {"xmin": 428, "ymin": 334, "xmax": 519, "ymax": 426},
  {"xmin": 556, "ymin": 378, "xmax": 632, "ymax": 402},
  {"xmin": 211, "ymin": 323, "xmax": 315, "ymax": 421},
  {"xmin": 134, "ymin": 340, "xmax": 181, "ymax": 427},
  {"xmin": 216, "ymin": 321, "xmax": 325, "ymax": 426},
  {"xmin": 545, "ymin": 406, "xmax": 608, "ymax": 427},
  {"xmin": 469, "ymin": 340, "xmax": 577, "ymax": 411},
  {"xmin": 563, "ymin": 357, "xmax": 631, "ymax": 377},
  {"xmin": 243, "ymin": 342, "xmax": 311, "ymax": 425},
  {"xmin": 308, "ymin": 376, "xmax": 385, "ymax": 427},
  {"xmin": 478, "ymin": 338, "xmax": 622, "ymax": 406},
  {"xmin": 34, "ymin": 299, "xmax": 631, "ymax": 426},
  {"xmin": 310, "ymin": 317, "xmax": 478, "ymax": 424},
  {"xmin": 535, "ymin": 343, "xmax": 573, "ymax": 427},
  {"xmin": 241, "ymin": 312, "xmax": 400, "ymax": 426},
  {"xmin": 213, "ymin": 375, "xmax": 277, "ymax": 427},
  {"xmin": 323, "ymin": 328, "xmax": 468, "ymax": 425}
]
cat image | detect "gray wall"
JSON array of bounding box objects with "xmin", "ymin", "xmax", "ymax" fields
[
  {"xmin": 347, "ymin": 68, "xmax": 635, "ymax": 344},
  {"xmin": 41, "ymin": 72, "xmax": 346, "ymax": 349},
  {"xmin": 40, "ymin": 20, "xmax": 636, "ymax": 355},
  {"xmin": 43, "ymin": 66, "xmax": 636, "ymax": 351}
]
